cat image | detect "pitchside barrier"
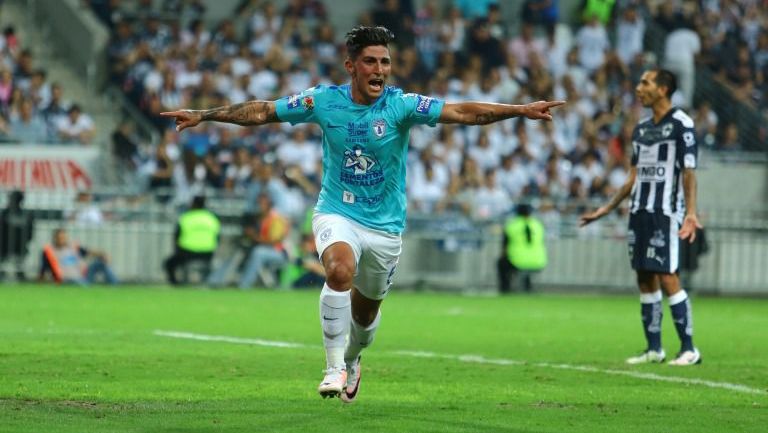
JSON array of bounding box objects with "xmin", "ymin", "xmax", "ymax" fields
[{"xmin": 2, "ymin": 190, "xmax": 766, "ymax": 295}]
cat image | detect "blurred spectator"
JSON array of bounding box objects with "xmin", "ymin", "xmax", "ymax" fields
[
  {"xmin": 66, "ymin": 191, "xmax": 105, "ymax": 226},
  {"xmin": 112, "ymin": 120, "xmax": 143, "ymax": 170},
  {"xmin": 718, "ymin": 122, "xmax": 742, "ymax": 152},
  {"xmin": 497, "ymin": 203, "xmax": 547, "ymax": 293},
  {"xmin": 238, "ymin": 193, "xmax": 289, "ymax": 289},
  {"xmin": 664, "ymin": 24, "xmax": 700, "ymax": 108},
  {"xmin": 615, "ymin": 6, "xmax": 645, "ymax": 67},
  {"xmin": 8, "ymin": 97, "xmax": 47, "ymax": 143},
  {"xmin": 40, "ymin": 228, "xmax": 118, "ymax": 285},
  {"xmin": 286, "ymin": 233, "xmax": 325, "ymax": 288},
  {"xmin": 55, "ymin": 104, "xmax": 95, "ymax": 144},
  {"xmin": 0, "ymin": 190, "xmax": 35, "ymax": 281},
  {"xmin": 164, "ymin": 195, "xmax": 221, "ymax": 285},
  {"xmin": 521, "ymin": 0, "xmax": 558, "ymax": 33},
  {"xmin": 575, "ymin": 14, "xmax": 610, "ymax": 73}
]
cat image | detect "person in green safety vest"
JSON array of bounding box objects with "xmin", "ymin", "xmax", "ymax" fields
[
  {"xmin": 497, "ymin": 203, "xmax": 547, "ymax": 293},
  {"xmin": 163, "ymin": 195, "xmax": 221, "ymax": 285}
]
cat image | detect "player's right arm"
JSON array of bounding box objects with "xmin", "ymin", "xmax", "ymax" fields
[
  {"xmin": 160, "ymin": 101, "xmax": 280, "ymax": 132},
  {"xmin": 579, "ymin": 167, "xmax": 636, "ymax": 227}
]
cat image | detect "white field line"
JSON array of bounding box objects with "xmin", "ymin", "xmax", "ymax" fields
[{"xmin": 153, "ymin": 330, "xmax": 767, "ymax": 396}]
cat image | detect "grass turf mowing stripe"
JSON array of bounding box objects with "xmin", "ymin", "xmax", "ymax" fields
[{"xmin": 153, "ymin": 329, "xmax": 767, "ymax": 396}]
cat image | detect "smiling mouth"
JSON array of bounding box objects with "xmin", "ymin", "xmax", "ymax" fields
[{"xmin": 368, "ymin": 78, "xmax": 384, "ymax": 92}]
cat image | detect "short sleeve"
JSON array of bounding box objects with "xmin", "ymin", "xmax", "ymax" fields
[
  {"xmin": 630, "ymin": 128, "xmax": 639, "ymax": 167},
  {"xmin": 673, "ymin": 110, "xmax": 697, "ymax": 169},
  {"xmin": 275, "ymin": 87, "xmax": 322, "ymax": 125},
  {"xmin": 395, "ymin": 93, "xmax": 445, "ymax": 127}
]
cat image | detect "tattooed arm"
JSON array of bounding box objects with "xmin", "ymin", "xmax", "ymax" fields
[
  {"xmin": 160, "ymin": 101, "xmax": 279, "ymax": 132},
  {"xmin": 438, "ymin": 100, "xmax": 565, "ymax": 125}
]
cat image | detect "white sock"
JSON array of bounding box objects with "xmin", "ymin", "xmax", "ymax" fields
[
  {"xmin": 319, "ymin": 283, "xmax": 351, "ymax": 370},
  {"xmin": 345, "ymin": 310, "xmax": 381, "ymax": 365}
]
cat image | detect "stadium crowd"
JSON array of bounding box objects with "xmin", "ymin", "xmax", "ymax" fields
[
  {"xmin": 84, "ymin": 0, "xmax": 766, "ymax": 228},
  {"xmin": 0, "ymin": 25, "xmax": 96, "ymax": 144}
]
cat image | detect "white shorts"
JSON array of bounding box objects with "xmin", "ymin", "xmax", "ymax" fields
[{"xmin": 312, "ymin": 212, "xmax": 402, "ymax": 300}]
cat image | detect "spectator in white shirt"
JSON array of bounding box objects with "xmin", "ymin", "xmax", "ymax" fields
[
  {"xmin": 55, "ymin": 104, "xmax": 95, "ymax": 145},
  {"xmin": 575, "ymin": 15, "xmax": 610, "ymax": 73},
  {"xmin": 615, "ymin": 6, "xmax": 645, "ymax": 66},
  {"xmin": 276, "ymin": 127, "xmax": 320, "ymax": 177}
]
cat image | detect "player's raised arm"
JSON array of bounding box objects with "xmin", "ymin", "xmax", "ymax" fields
[
  {"xmin": 160, "ymin": 100, "xmax": 280, "ymax": 132},
  {"xmin": 438, "ymin": 100, "xmax": 565, "ymax": 125},
  {"xmin": 579, "ymin": 167, "xmax": 637, "ymax": 227}
]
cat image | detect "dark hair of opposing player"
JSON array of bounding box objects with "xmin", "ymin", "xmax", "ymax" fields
[
  {"xmin": 345, "ymin": 25, "xmax": 394, "ymax": 59},
  {"xmin": 651, "ymin": 68, "xmax": 678, "ymax": 99}
]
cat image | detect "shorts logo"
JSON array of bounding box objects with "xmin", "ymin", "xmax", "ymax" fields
[
  {"xmin": 319, "ymin": 228, "xmax": 332, "ymax": 243},
  {"xmin": 415, "ymin": 95, "xmax": 433, "ymax": 114},
  {"xmin": 287, "ymin": 95, "xmax": 300, "ymax": 109},
  {"xmin": 650, "ymin": 229, "xmax": 666, "ymax": 247},
  {"xmin": 302, "ymin": 96, "xmax": 315, "ymax": 110},
  {"xmin": 646, "ymin": 247, "xmax": 666, "ymax": 265},
  {"xmin": 373, "ymin": 119, "xmax": 386, "ymax": 138}
]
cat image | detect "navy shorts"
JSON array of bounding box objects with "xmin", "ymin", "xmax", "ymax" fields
[{"xmin": 627, "ymin": 211, "xmax": 679, "ymax": 274}]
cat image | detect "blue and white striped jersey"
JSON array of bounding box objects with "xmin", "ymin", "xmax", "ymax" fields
[{"xmin": 629, "ymin": 107, "xmax": 698, "ymax": 219}]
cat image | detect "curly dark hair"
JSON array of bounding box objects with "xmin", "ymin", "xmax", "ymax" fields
[{"xmin": 345, "ymin": 25, "xmax": 394, "ymax": 59}]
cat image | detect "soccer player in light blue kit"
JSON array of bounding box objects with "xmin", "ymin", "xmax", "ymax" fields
[{"xmin": 161, "ymin": 26, "xmax": 564, "ymax": 402}]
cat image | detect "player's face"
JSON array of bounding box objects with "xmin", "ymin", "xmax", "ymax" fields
[
  {"xmin": 635, "ymin": 71, "xmax": 665, "ymax": 107},
  {"xmin": 346, "ymin": 45, "xmax": 391, "ymax": 104}
]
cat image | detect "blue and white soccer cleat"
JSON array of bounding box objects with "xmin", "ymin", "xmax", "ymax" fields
[
  {"xmin": 668, "ymin": 348, "xmax": 702, "ymax": 366},
  {"xmin": 341, "ymin": 356, "xmax": 361, "ymax": 404},
  {"xmin": 626, "ymin": 349, "xmax": 666, "ymax": 364},
  {"xmin": 318, "ymin": 367, "xmax": 347, "ymax": 399}
]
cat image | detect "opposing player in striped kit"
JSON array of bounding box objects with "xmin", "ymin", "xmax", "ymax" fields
[{"xmin": 580, "ymin": 69, "xmax": 703, "ymax": 366}]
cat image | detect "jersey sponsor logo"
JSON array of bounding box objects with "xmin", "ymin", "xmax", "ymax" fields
[
  {"xmin": 301, "ymin": 95, "xmax": 315, "ymax": 110},
  {"xmin": 415, "ymin": 95, "xmax": 433, "ymax": 114},
  {"xmin": 287, "ymin": 95, "xmax": 300, "ymax": 109},
  {"xmin": 684, "ymin": 154, "xmax": 696, "ymax": 168},
  {"xmin": 345, "ymin": 121, "xmax": 369, "ymax": 145},
  {"xmin": 340, "ymin": 145, "xmax": 384, "ymax": 187},
  {"xmin": 372, "ymin": 119, "xmax": 386, "ymax": 138},
  {"xmin": 661, "ymin": 123, "xmax": 674, "ymax": 138},
  {"xmin": 637, "ymin": 165, "xmax": 667, "ymax": 180},
  {"xmin": 343, "ymin": 191, "xmax": 355, "ymax": 204},
  {"xmin": 650, "ymin": 229, "xmax": 666, "ymax": 247}
]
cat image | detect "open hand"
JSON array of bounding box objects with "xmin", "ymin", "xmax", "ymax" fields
[
  {"xmin": 524, "ymin": 100, "xmax": 566, "ymax": 121},
  {"xmin": 679, "ymin": 214, "xmax": 703, "ymax": 243},
  {"xmin": 159, "ymin": 110, "xmax": 202, "ymax": 132}
]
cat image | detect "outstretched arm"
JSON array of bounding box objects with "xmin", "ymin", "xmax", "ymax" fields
[
  {"xmin": 579, "ymin": 167, "xmax": 636, "ymax": 227},
  {"xmin": 160, "ymin": 100, "xmax": 280, "ymax": 132},
  {"xmin": 438, "ymin": 100, "xmax": 566, "ymax": 125}
]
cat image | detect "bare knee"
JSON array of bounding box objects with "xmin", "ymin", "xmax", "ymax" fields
[
  {"xmin": 352, "ymin": 308, "xmax": 377, "ymax": 327},
  {"xmin": 324, "ymin": 259, "xmax": 355, "ymax": 290}
]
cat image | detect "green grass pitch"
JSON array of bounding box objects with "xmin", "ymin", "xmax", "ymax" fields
[{"xmin": 1, "ymin": 284, "xmax": 766, "ymax": 432}]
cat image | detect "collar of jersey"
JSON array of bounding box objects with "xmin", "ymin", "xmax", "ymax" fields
[{"xmin": 342, "ymin": 83, "xmax": 387, "ymax": 108}]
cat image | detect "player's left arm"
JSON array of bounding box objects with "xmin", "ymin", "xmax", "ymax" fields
[
  {"xmin": 438, "ymin": 100, "xmax": 566, "ymax": 125},
  {"xmin": 679, "ymin": 168, "xmax": 702, "ymax": 243},
  {"xmin": 678, "ymin": 118, "xmax": 703, "ymax": 243}
]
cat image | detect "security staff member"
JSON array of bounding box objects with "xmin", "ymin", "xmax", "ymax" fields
[
  {"xmin": 497, "ymin": 203, "xmax": 547, "ymax": 293},
  {"xmin": 164, "ymin": 195, "xmax": 221, "ymax": 285}
]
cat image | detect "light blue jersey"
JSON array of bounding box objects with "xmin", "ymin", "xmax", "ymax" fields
[{"xmin": 275, "ymin": 84, "xmax": 445, "ymax": 234}]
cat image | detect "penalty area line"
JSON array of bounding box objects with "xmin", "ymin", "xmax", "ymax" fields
[{"xmin": 153, "ymin": 330, "xmax": 766, "ymax": 396}]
